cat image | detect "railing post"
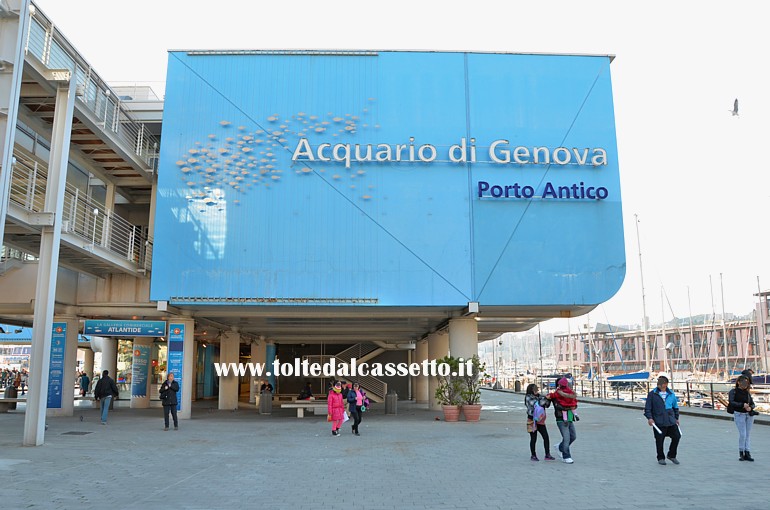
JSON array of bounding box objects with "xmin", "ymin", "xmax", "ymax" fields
[
  {"xmin": 710, "ymin": 383, "xmax": 715, "ymax": 409},
  {"xmin": 127, "ymin": 226, "xmax": 135, "ymax": 261},
  {"xmin": 686, "ymin": 382, "xmax": 691, "ymax": 407},
  {"xmin": 616, "ymin": 385, "xmax": 619, "ymax": 400},
  {"xmin": 112, "ymin": 100, "xmax": 120, "ymax": 133},
  {"xmin": 42, "ymin": 23, "xmax": 53, "ymax": 65},
  {"xmin": 69, "ymin": 188, "xmax": 78, "ymax": 231},
  {"xmin": 27, "ymin": 162, "xmax": 38, "ymax": 210},
  {"xmin": 136, "ymin": 124, "xmax": 145, "ymax": 157},
  {"xmin": 631, "ymin": 387, "xmax": 634, "ymax": 402}
]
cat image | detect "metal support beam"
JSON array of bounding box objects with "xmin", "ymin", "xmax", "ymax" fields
[
  {"xmin": 23, "ymin": 76, "xmax": 76, "ymax": 446},
  {"xmin": 0, "ymin": 0, "xmax": 31, "ymax": 248}
]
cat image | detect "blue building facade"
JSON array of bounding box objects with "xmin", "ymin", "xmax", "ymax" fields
[{"xmin": 152, "ymin": 51, "xmax": 624, "ymax": 309}]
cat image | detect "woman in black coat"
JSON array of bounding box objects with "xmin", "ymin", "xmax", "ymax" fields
[
  {"xmin": 728, "ymin": 375, "xmax": 756, "ymax": 461},
  {"xmin": 160, "ymin": 372, "xmax": 180, "ymax": 431}
]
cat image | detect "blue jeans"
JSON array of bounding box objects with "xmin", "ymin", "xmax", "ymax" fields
[
  {"xmin": 100, "ymin": 396, "xmax": 112, "ymax": 423},
  {"xmin": 734, "ymin": 412, "xmax": 754, "ymax": 451},
  {"xmin": 557, "ymin": 421, "xmax": 576, "ymax": 459}
]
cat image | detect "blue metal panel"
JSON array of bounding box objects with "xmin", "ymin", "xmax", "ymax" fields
[{"xmin": 152, "ymin": 51, "xmax": 624, "ymax": 307}]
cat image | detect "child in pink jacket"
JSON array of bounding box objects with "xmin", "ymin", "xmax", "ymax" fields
[{"xmin": 327, "ymin": 381, "xmax": 345, "ymax": 436}]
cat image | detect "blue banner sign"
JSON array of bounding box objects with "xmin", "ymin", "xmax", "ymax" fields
[
  {"xmin": 47, "ymin": 322, "xmax": 66, "ymax": 409},
  {"xmin": 84, "ymin": 320, "xmax": 166, "ymax": 337},
  {"xmin": 131, "ymin": 344, "xmax": 151, "ymax": 397},
  {"xmin": 167, "ymin": 323, "xmax": 185, "ymax": 411}
]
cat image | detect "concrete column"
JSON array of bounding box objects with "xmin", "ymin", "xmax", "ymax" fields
[
  {"xmin": 427, "ymin": 332, "xmax": 449, "ymax": 411},
  {"xmin": 100, "ymin": 183, "xmax": 116, "ymax": 247},
  {"xmin": 168, "ymin": 319, "xmax": 195, "ymax": 420},
  {"xmin": 449, "ymin": 318, "xmax": 478, "ymax": 361},
  {"xmin": 414, "ymin": 339, "xmax": 429, "ymax": 404},
  {"xmin": 250, "ymin": 340, "xmax": 266, "ymax": 404},
  {"xmin": 218, "ymin": 331, "xmax": 241, "ymax": 410},
  {"xmin": 130, "ymin": 337, "xmax": 153, "ymax": 409},
  {"xmin": 23, "ymin": 76, "xmax": 77, "ymax": 446},
  {"xmin": 83, "ymin": 347, "xmax": 95, "ymax": 383},
  {"xmin": 46, "ymin": 317, "xmax": 79, "ymax": 417},
  {"xmin": 100, "ymin": 337, "xmax": 118, "ymax": 385},
  {"xmin": 265, "ymin": 341, "xmax": 276, "ymax": 390}
]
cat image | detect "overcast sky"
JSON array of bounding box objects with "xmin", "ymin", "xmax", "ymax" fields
[{"xmin": 34, "ymin": 0, "xmax": 769, "ymax": 333}]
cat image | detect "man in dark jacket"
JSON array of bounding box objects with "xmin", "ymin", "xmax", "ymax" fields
[
  {"xmin": 93, "ymin": 370, "xmax": 119, "ymax": 425},
  {"xmin": 643, "ymin": 375, "xmax": 681, "ymax": 465},
  {"xmin": 160, "ymin": 372, "xmax": 180, "ymax": 431}
]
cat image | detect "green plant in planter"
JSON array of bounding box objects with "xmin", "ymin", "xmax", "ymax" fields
[
  {"xmin": 460, "ymin": 355, "xmax": 487, "ymax": 405},
  {"xmin": 434, "ymin": 355, "xmax": 463, "ymax": 406}
]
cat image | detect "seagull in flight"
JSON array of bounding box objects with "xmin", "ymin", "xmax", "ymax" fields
[{"xmin": 730, "ymin": 98, "xmax": 739, "ymax": 116}]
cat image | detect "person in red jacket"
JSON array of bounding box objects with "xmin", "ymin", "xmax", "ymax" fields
[
  {"xmin": 327, "ymin": 381, "xmax": 345, "ymax": 436},
  {"xmin": 546, "ymin": 378, "xmax": 579, "ymax": 463}
]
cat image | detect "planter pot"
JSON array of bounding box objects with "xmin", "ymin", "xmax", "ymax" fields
[
  {"xmin": 441, "ymin": 404, "xmax": 461, "ymax": 422},
  {"xmin": 462, "ymin": 404, "xmax": 482, "ymax": 422}
]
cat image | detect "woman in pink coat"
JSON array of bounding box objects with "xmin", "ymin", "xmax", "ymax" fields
[{"xmin": 327, "ymin": 381, "xmax": 345, "ymax": 436}]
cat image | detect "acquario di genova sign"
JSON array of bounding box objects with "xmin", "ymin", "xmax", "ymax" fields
[{"xmin": 291, "ymin": 137, "xmax": 611, "ymax": 201}]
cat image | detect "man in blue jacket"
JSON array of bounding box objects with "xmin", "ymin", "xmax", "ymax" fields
[{"xmin": 644, "ymin": 375, "xmax": 681, "ymax": 465}]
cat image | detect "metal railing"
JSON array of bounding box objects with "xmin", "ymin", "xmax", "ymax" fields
[
  {"xmin": 0, "ymin": 246, "xmax": 37, "ymax": 275},
  {"xmin": 494, "ymin": 377, "xmax": 767, "ymax": 415},
  {"xmin": 10, "ymin": 149, "xmax": 152, "ymax": 270},
  {"xmin": 303, "ymin": 342, "xmax": 388, "ymax": 401},
  {"xmin": 303, "ymin": 342, "xmax": 382, "ymax": 366},
  {"xmin": 25, "ymin": 3, "xmax": 159, "ymax": 170}
]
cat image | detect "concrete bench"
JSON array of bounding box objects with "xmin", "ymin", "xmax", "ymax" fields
[
  {"xmin": 280, "ymin": 401, "xmax": 329, "ymax": 418},
  {"xmin": 0, "ymin": 398, "xmax": 24, "ymax": 412}
]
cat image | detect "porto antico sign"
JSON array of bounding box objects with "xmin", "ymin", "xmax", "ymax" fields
[{"xmin": 292, "ymin": 137, "xmax": 609, "ymax": 201}]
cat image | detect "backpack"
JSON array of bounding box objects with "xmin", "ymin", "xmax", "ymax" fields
[{"xmin": 532, "ymin": 401, "xmax": 546, "ymax": 425}]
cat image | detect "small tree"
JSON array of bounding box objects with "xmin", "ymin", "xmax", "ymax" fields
[
  {"xmin": 434, "ymin": 355, "xmax": 463, "ymax": 406},
  {"xmin": 460, "ymin": 355, "xmax": 487, "ymax": 405}
]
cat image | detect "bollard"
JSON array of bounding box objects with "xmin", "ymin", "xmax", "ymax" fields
[{"xmin": 385, "ymin": 390, "xmax": 398, "ymax": 415}]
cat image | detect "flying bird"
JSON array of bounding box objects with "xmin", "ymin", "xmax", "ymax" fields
[{"xmin": 730, "ymin": 98, "xmax": 739, "ymax": 116}]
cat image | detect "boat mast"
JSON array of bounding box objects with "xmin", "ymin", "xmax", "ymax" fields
[
  {"xmin": 758, "ymin": 276, "xmax": 768, "ymax": 374},
  {"xmin": 635, "ymin": 214, "xmax": 651, "ymax": 376},
  {"xmin": 710, "ymin": 275, "xmax": 719, "ymax": 377},
  {"xmin": 687, "ymin": 286, "xmax": 699, "ymax": 381},
  {"xmin": 661, "ymin": 286, "xmax": 666, "ymax": 375},
  {"xmin": 720, "ymin": 273, "xmax": 729, "ymax": 380}
]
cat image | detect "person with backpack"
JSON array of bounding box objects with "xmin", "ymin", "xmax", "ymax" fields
[
  {"xmin": 525, "ymin": 383, "xmax": 554, "ymax": 461},
  {"xmin": 643, "ymin": 375, "xmax": 681, "ymax": 465},
  {"xmin": 347, "ymin": 381, "xmax": 366, "ymax": 436},
  {"xmin": 93, "ymin": 369, "xmax": 119, "ymax": 425},
  {"xmin": 728, "ymin": 374, "xmax": 757, "ymax": 461}
]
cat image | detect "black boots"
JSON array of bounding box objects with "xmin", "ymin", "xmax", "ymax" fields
[
  {"xmin": 739, "ymin": 450, "xmax": 745, "ymax": 461},
  {"xmin": 744, "ymin": 451, "xmax": 754, "ymax": 462}
]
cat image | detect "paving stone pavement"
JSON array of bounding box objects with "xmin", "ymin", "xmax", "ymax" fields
[{"xmin": 0, "ymin": 389, "xmax": 767, "ymax": 509}]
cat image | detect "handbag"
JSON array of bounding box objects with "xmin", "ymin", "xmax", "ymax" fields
[
  {"xmin": 526, "ymin": 418, "xmax": 536, "ymax": 433},
  {"xmin": 342, "ymin": 411, "xmax": 350, "ymax": 423}
]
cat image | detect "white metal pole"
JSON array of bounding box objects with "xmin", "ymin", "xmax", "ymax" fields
[
  {"xmin": 720, "ymin": 273, "xmax": 729, "ymax": 380},
  {"xmin": 757, "ymin": 276, "xmax": 768, "ymax": 374},
  {"xmin": 635, "ymin": 214, "xmax": 651, "ymax": 377}
]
